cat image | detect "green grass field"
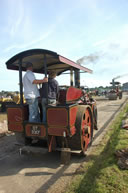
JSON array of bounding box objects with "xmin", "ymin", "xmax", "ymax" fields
[{"xmin": 66, "ymin": 103, "xmax": 128, "ymax": 193}]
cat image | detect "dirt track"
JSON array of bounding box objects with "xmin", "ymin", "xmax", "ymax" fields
[{"xmin": 0, "ymin": 96, "xmax": 127, "ymax": 193}]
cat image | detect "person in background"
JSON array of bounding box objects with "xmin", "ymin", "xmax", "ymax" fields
[
  {"xmin": 23, "ymin": 62, "xmax": 48, "ymax": 122},
  {"xmin": 41, "ymin": 70, "xmax": 59, "ymax": 123}
]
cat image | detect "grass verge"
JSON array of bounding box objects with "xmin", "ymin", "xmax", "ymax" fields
[{"xmin": 66, "ymin": 103, "xmax": 128, "ymax": 193}]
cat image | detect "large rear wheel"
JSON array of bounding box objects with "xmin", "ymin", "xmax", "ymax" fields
[{"xmin": 68, "ymin": 105, "xmax": 93, "ymax": 154}]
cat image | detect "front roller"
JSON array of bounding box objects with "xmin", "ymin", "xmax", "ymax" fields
[{"xmin": 68, "ymin": 105, "xmax": 93, "ymax": 155}]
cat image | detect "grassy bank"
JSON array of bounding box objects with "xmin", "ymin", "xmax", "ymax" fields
[{"xmin": 66, "ymin": 103, "xmax": 128, "ymax": 193}]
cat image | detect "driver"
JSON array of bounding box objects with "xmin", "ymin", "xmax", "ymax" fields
[{"xmin": 23, "ymin": 62, "xmax": 48, "ymax": 122}]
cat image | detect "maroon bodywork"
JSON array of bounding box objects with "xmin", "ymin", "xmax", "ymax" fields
[
  {"xmin": 6, "ymin": 49, "xmax": 97, "ymax": 154},
  {"xmin": 7, "ymin": 105, "xmax": 28, "ymax": 132},
  {"xmin": 7, "ymin": 87, "xmax": 82, "ymax": 137}
]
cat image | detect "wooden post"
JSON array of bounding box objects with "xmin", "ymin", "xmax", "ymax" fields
[{"xmin": 61, "ymin": 148, "xmax": 71, "ymax": 165}]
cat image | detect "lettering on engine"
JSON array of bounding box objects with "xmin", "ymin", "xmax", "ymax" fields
[{"xmin": 30, "ymin": 125, "xmax": 41, "ymax": 135}]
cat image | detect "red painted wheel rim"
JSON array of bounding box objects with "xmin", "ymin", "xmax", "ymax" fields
[{"xmin": 81, "ymin": 108, "xmax": 92, "ymax": 152}]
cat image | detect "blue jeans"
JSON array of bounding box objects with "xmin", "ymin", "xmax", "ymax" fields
[
  {"xmin": 42, "ymin": 98, "xmax": 56, "ymax": 123},
  {"xmin": 26, "ymin": 98, "xmax": 40, "ymax": 122}
]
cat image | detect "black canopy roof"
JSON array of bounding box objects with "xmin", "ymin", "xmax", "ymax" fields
[{"xmin": 6, "ymin": 49, "xmax": 93, "ymax": 75}]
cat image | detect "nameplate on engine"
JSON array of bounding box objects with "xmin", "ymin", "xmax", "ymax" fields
[{"xmin": 30, "ymin": 125, "xmax": 41, "ymax": 136}]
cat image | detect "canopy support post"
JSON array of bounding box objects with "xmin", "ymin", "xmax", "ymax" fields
[
  {"xmin": 19, "ymin": 58, "xmax": 23, "ymax": 105},
  {"xmin": 44, "ymin": 54, "xmax": 48, "ymax": 104}
]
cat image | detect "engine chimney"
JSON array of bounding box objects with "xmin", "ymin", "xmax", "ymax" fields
[{"xmin": 74, "ymin": 69, "xmax": 80, "ymax": 88}]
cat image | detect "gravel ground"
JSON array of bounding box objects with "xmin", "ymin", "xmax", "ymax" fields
[
  {"xmin": 0, "ymin": 119, "xmax": 8, "ymax": 137},
  {"xmin": 0, "ymin": 96, "xmax": 127, "ymax": 193}
]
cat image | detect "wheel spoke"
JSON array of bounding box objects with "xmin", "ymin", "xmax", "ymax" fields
[{"xmin": 81, "ymin": 108, "xmax": 92, "ymax": 153}]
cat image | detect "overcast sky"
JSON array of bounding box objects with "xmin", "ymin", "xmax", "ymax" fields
[{"xmin": 1, "ymin": 0, "xmax": 128, "ymax": 91}]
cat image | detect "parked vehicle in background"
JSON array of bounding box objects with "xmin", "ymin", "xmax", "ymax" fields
[
  {"xmin": 108, "ymin": 80, "xmax": 122, "ymax": 100},
  {"xmin": 0, "ymin": 94, "xmax": 26, "ymax": 112}
]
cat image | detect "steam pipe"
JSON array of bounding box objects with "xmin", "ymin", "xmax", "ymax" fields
[
  {"xmin": 74, "ymin": 69, "xmax": 80, "ymax": 88},
  {"xmin": 70, "ymin": 68, "xmax": 73, "ymax": 86}
]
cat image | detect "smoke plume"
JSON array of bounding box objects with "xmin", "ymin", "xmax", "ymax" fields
[{"xmin": 76, "ymin": 52, "xmax": 100, "ymax": 65}]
